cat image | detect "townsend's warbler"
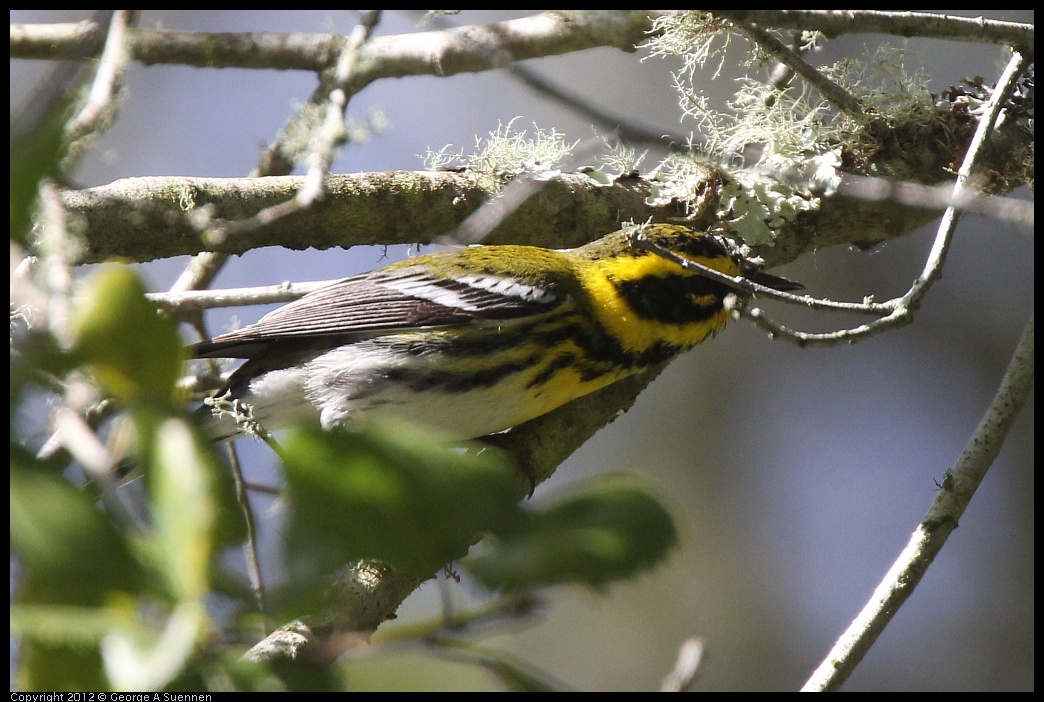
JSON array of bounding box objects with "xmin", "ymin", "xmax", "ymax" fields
[{"xmin": 193, "ymin": 224, "xmax": 800, "ymax": 442}]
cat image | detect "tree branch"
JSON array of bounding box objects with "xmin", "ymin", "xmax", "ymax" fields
[
  {"xmin": 712, "ymin": 10, "xmax": 1033, "ymax": 48},
  {"xmin": 802, "ymin": 312, "xmax": 1034, "ymax": 691},
  {"xmin": 59, "ymin": 170, "xmax": 692, "ymax": 264},
  {"xmin": 11, "ymin": 11, "xmax": 670, "ymax": 78}
]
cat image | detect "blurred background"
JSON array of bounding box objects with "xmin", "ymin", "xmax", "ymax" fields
[{"xmin": 11, "ymin": 10, "xmax": 1033, "ymax": 691}]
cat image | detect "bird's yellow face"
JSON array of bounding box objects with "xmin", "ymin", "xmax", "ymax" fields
[{"xmin": 579, "ymin": 247, "xmax": 737, "ymax": 355}]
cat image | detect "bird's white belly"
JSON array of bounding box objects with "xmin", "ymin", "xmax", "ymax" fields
[{"xmin": 211, "ymin": 336, "xmax": 588, "ymax": 441}]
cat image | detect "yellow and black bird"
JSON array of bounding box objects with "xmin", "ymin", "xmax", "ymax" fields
[{"xmin": 193, "ymin": 224, "xmax": 800, "ymax": 441}]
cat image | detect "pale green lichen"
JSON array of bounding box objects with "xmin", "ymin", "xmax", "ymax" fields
[
  {"xmin": 422, "ymin": 118, "xmax": 577, "ymax": 191},
  {"xmin": 717, "ymin": 169, "xmax": 822, "ymax": 246},
  {"xmin": 824, "ymin": 46, "xmax": 937, "ymax": 128},
  {"xmin": 597, "ymin": 137, "xmax": 647, "ymax": 178},
  {"xmin": 645, "ymin": 12, "xmax": 734, "ymax": 81},
  {"xmin": 645, "ymin": 14, "xmax": 941, "ymax": 244}
]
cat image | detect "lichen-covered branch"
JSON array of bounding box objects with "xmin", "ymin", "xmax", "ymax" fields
[
  {"xmin": 59, "ymin": 170, "xmax": 692, "ymax": 264},
  {"xmin": 59, "ymin": 66, "xmax": 1034, "ymax": 268}
]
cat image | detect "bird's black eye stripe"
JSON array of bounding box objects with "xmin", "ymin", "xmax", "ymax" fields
[
  {"xmin": 676, "ymin": 236, "xmax": 732, "ymax": 260},
  {"xmin": 614, "ymin": 274, "xmax": 732, "ymax": 326}
]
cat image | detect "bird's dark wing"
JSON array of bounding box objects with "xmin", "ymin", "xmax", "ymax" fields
[{"xmin": 193, "ymin": 264, "xmax": 569, "ymax": 359}]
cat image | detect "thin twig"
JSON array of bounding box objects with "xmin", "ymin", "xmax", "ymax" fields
[
  {"xmin": 762, "ymin": 30, "xmax": 805, "ymax": 108},
  {"xmin": 802, "ymin": 312, "xmax": 1034, "ymax": 691},
  {"xmin": 167, "ymin": 251, "xmax": 231, "ymax": 297},
  {"xmin": 837, "ymin": 174, "xmax": 1034, "ymax": 229},
  {"xmin": 412, "ymin": 8, "xmax": 686, "ymax": 152},
  {"xmin": 51, "ymin": 407, "xmax": 148, "ymax": 532},
  {"xmin": 63, "ymin": 10, "xmax": 135, "ymax": 141},
  {"xmin": 297, "ymin": 11, "xmax": 382, "ymax": 208},
  {"xmin": 375, "ymin": 593, "xmax": 541, "ymax": 642},
  {"xmin": 743, "ymin": 304, "xmax": 911, "ymax": 347},
  {"xmin": 742, "ymin": 50, "xmax": 1030, "ymax": 348},
  {"xmin": 628, "ymin": 231, "xmax": 891, "ymax": 315},
  {"xmin": 151, "ymin": 279, "xmax": 334, "ymax": 312},
  {"xmin": 227, "ymin": 443, "xmax": 268, "ymax": 631},
  {"xmin": 170, "ymin": 12, "xmax": 383, "ymax": 312},
  {"xmin": 903, "ymin": 51, "xmax": 1030, "ymax": 312},
  {"xmin": 510, "ymin": 63, "xmax": 689, "ymax": 151},
  {"xmin": 243, "ymin": 481, "xmax": 284, "ymax": 497},
  {"xmin": 197, "ymin": 14, "xmax": 382, "ymax": 239},
  {"xmin": 736, "ymin": 22, "xmax": 864, "ymax": 118}
]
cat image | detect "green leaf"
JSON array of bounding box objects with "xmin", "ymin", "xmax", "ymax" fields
[
  {"xmin": 10, "ymin": 457, "xmax": 147, "ymax": 606},
  {"xmin": 10, "ymin": 603, "xmax": 133, "ymax": 645},
  {"xmin": 15, "ymin": 639, "xmax": 107, "ymax": 692},
  {"xmin": 10, "ymin": 453, "xmax": 147, "ymax": 691},
  {"xmin": 11, "ymin": 600, "xmax": 173, "ymax": 692},
  {"xmin": 69, "ymin": 265, "xmax": 182, "ymax": 409},
  {"xmin": 465, "ymin": 474, "xmax": 678, "ymax": 590},
  {"xmin": 11, "ymin": 422, "xmax": 241, "ymax": 691},
  {"xmin": 280, "ymin": 422, "xmax": 522, "ymax": 591},
  {"xmin": 146, "ymin": 417, "xmax": 246, "ymax": 603}
]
